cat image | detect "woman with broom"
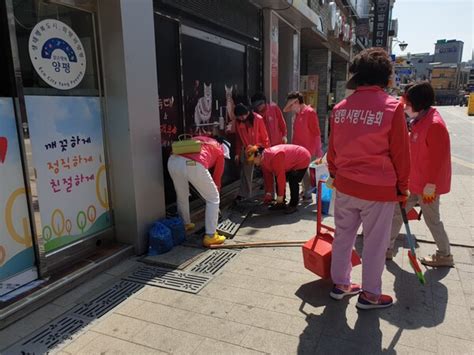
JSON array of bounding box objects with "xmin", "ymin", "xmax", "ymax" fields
[{"xmin": 327, "ymin": 48, "xmax": 410, "ymax": 309}]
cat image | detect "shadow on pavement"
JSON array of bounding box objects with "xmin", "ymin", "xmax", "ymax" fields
[
  {"xmin": 293, "ymin": 258, "xmax": 449, "ymax": 354},
  {"xmin": 295, "ymin": 279, "xmax": 389, "ymax": 354}
]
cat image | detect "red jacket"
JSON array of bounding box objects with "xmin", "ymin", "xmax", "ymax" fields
[
  {"xmin": 261, "ymin": 144, "xmax": 311, "ymax": 196},
  {"xmin": 409, "ymin": 108, "xmax": 451, "ymax": 195},
  {"xmin": 292, "ymin": 104, "xmax": 322, "ymax": 157},
  {"xmin": 327, "ymin": 86, "xmax": 410, "ymax": 202},
  {"xmin": 262, "ymin": 103, "xmax": 287, "ymax": 146},
  {"xmin": 235, "ymin": 113, "xmax": 270, "ymax": 153},
  {"xmin": 181, "ymin": 136, "xmax": 225, "ymax": 190}
]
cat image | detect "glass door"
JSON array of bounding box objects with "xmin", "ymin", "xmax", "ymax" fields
[
  {"xmin": 8, "ymin": 0, "xmax": 113, "ymax": 273},
  {"xmin": 0, "ymin": 1, "xmax": 39, "ymax": 297}
]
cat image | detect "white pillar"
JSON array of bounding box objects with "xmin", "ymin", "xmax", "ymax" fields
[{"xmin": 98, "ymin": 0, "xmax": 165, "ymax": 254}]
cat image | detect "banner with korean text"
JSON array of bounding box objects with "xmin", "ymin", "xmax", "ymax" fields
[
  {"xmin": 0, "ymin": 98, "xmax": 38, "ymax": 295},
  {"xmin": 25, "ymin": 96, "xmax": 111, "ymax": 253}
]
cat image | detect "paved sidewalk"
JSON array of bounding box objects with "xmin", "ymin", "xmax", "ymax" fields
[{"xmin": 2, "ymin": 171, "xmax": 473, "ymax": 354}]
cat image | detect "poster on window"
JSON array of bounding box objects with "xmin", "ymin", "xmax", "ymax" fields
[
  {"xmin": 0, "ymin": 98, "xmax": 38, "ymax": 295},
  {"xmin": 181, "ymin": 29, "xmax": 246, "ymax": 186},
  {"xmin": 25, "ymin": 96, "xmax": 111, "ymax": 253}
]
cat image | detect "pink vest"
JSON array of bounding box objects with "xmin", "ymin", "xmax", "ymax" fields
[{"xmin": 409, "ymin": 108, "xmax": 451, "ymax": 194}]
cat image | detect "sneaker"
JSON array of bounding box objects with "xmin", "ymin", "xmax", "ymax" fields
[
  {"xmin": 185, "ymin": 223, "xmax": 195, "ymax": 232},
  {"xmin": 385, "ymin": 249, "xmax": 393, "ymax": 260},
  {"xmin": 284, "ymin": 205, "xmax": 298, "ymax": 214},
  {"xmin": 203, "ymin": 233, "xmax": 226, "ymax": 247},
  {"xmin": 420, "ymin": 253, "xmax": 454, "ymax": 267},
  {"xmin": 356, "ymin": 292, "xmax": 393, "ymax": 310},
  {"xmin": 329, "ymin": 283, "xmax": 362, "ymax": 300}
]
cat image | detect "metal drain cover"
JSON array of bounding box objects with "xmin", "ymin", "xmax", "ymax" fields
[
  {"xmin": 190, "ymin": 250, "xmax": 238, "ymax": 275},
  {"xmin": 217, "ymin": 204, "xmax": 254, "ymax": 238},
  {"xmin": 71, "ymin": 280, "xmax": 144, "ymax": 320},
  {"xmin": 124, "ymin": 266, "xmax": 212, "ymax": 294},
  {"xmin": 5, "ymin": 280, "xmax": 143, "ymax": 354}
]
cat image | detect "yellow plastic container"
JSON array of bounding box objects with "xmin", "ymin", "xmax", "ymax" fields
[{"xmin": 468, "ymin": 93, "xmax": 474, "ymax": 116}]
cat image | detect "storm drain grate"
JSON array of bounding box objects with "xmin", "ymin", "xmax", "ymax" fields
[
  {"xmin": 124, "ymin": 266, "xmax": 212, "ymax": 294},
  {"xmin": 5, "ymin": 280, "xmax": 143, "ymax": 354},
  {"xmin": 217, "ymin": 204, "xmax": 254, "ymax": 238},
  {"xmin": 190, "ymin": 250, "xmax": 238, "ymax": 275},
  {"xmin": 9, "ymin": 315, "xmax": 88, "ymax": 354},
  {"xmin": 71, "ymin": 280, "xmax": 144, "ymax": 319}
]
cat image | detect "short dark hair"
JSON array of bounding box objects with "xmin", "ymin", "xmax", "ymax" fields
[
  {"xmin": 234, "ymin": 103, "xmax": 249, "ymax": 116},
  {"xmin": 349, "ymin": 48, "xmax": 393, "ymax": 87},
  {"xmin": 405, "ymin": 82, "xmax": 435, "ymax": 112},
  {"xmin": 286, "ymin": 91, "xmax": 304, "ymax": 104}
]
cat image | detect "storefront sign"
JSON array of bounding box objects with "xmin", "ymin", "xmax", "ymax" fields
[
  {"xmin": 25, "ymin": 96, "xmax": 111, "ymax": 253},
  {"xmin": 0, "ymin": 98, "xmax": 38, "ymax": 295},
  {"xmin": 28, "ymin": 19, "xmax": 86, "ymax": 90},
  {"xmin": 372, "ymin": 0, "xmax": 390, "ymax": 49}
]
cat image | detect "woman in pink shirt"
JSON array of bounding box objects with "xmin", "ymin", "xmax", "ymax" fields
[
  {"xmin": 251, "ymin": 92, "xmax": 287, "ymax": 146},
  {"xmin": 234, "ymin": 103, "xmax": 270, "ymax": 199},
  {"xmin": 167, "ymin": 136, "xmax": 229, "ymax": 247},
  {"xmin": 246, "ymin": 144, "xmax": 311, "ymax": 214},
  {"xmin": 388, "ymin": 82, "xmax": 453, "ymax": 267},
  {"xmin": 327, "ymin": 48, "xmax": 410, "ymax": 309},
  {"xmin": 283, "ymin": 92, "xmax": 322, "ymax": 201}
]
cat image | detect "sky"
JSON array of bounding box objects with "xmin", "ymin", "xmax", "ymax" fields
[{"xmin": 392, "ymin": 0, "xmax": 474, "ymax": 61}]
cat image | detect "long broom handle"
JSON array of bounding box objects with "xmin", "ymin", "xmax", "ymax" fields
[
  {"xmin": 209, "ymin": 240, "xmax": 307, "ymax": 249},
  {"xmin": 399, "ymin": 202, "xmax": 417, "ymax": 254}
]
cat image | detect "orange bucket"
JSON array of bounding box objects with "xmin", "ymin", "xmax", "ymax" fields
[{"xmin": 302, "ymin": 180, "xmax": 361, "ymax": 279}]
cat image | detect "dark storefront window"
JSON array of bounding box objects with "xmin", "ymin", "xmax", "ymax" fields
[{"xmin": 154, "ymin": 7, "xmax": 263, "ymax": 206}]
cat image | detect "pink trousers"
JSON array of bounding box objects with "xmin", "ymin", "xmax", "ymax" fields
[{"xmin": 330, "ymin": 191, "xmax": 396, "ymax": 296}]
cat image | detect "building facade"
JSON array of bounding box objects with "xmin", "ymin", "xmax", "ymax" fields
[
  {"xmin": 1, "ymin": 0, "xmax": 394, "ymax": 326},
  {"xmin": 434, "ymin": 39, "xmax": 464, "ymax": 64}
]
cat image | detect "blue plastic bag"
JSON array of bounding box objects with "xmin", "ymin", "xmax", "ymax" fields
[
  {"xmin": 160, "ymin": 217, "xmax": 186, "ymax": 246},
  {"xmin": 148, "ymin": 222, "xmax": 173, "ymax": 256},
  {"xmin": 321, "ymin": 183, "xmax": 333, "ymax": 215}
]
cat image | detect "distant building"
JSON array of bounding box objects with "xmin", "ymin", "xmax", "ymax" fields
[
  {"xmin": 434, "ymin": 39, "xmax": 463, "ymax": 64},
  {"xmin": 410, "ymin": 53, "xmax": 434, "ymax": 81},
  {"xmin": 430, "ymin": 63, "xmax": 460, "ymax": 105}
]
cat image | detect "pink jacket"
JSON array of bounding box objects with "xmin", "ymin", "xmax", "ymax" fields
[
  {"xmin": 292, "ymin": 104, "xmax": 322, "ymax": 157},
  {"xmin": 181, "ymin": 136, "xmax": 225, "ymax": 190},
  {"xmin": 409, "ymin": 108, "xmax": 451, "ymax": 195},
  {"xmin": 327, "ymin": 86, "xmax": 410, "ymax": 202},
  {"xmin": 261, "ymin": 144, "xmax": 311, "ymax": 196},
  {"xmin": 262, "ymin": 103, "xmax": 287, "ymax": 146},
  {"xmin": 235, "ymin": 113, "xmax": 270, "ymax": 153}
]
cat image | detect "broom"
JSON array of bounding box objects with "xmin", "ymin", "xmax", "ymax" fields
[{"xmin": 399, "ymin": 202, "xmax": 426, "ymax": 285}]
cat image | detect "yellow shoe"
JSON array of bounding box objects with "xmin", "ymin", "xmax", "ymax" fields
[
  {"xmin": 185, "ymin": 223, "xmax": 195, "ymax": 232},
  {"xmin": 203, "ymin": 233, "xmax": 226, "ymax": 247}
]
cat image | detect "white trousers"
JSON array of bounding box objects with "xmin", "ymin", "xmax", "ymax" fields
[{"xmin": 167, "ymin": 155, "xmax": 220, "ymax": 235}]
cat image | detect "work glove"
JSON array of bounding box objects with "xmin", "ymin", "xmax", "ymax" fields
[
  {"xmin": 282, "ymin": 136, "xmax": 288, "ymax": 144},
  {"xmin": 422, "ymin": 183, "xmax": 436, "ymax": 204},
  {"xmin": 276, "ymin": 195, "xmax": 285, "ymax": 204},
  {"xmin": 325, "ymin": 176, "xmax": 335, "ymax": 190},
  {"xmin": 263, "ymin": 193, "xmax": 273, "ymax": 204}
]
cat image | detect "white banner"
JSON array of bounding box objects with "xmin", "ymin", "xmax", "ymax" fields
[{"xmin": 26, "ymin": 96, "xmax": 111, "ymax": 253}]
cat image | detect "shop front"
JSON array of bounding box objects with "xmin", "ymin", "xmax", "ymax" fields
[
  {"xmin": 0, "ymin": 0, "xmax": 116, "ymax": 300},
  {"xmin": 153, "ymin": 0, "xmax": 264, "ymax": 205},
  {"xmin": 0, "ymin": 0, "xmax": 166, "ymax": 326}
]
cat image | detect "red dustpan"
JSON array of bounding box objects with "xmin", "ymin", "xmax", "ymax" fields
[{"xmin": 302, "ymin": 180, "xmax": 361, "ymax": 279}]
